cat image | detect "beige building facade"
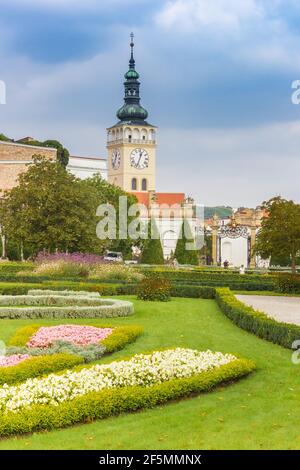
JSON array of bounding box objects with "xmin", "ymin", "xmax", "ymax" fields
[{"xmin": 0, "ymin": 140, "xmax": 56, "ymax": 193}]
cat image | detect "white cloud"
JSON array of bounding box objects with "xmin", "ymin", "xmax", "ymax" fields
[
  {"xmin": 156, "ymin": 0, "xmax": 264, "ymax": 32},
  {"xmin": 157, "ymin": 121, "xmax": 300, "ymax": 206}
]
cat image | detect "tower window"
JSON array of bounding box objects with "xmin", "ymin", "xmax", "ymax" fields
[
  {"xmin": 128, "ymin": 135, "xmax": 132, "ymax": 142},
  {"xmin": 142, "ymin": 178, "xmax": 147, "ymax": 191},
  {"xmin": 142, "ymin": 135, "xmax": 145, "ymax": 140},
  {"xmin": 132, "ymin": 178, "xmax": 137, "ymax": 190}
]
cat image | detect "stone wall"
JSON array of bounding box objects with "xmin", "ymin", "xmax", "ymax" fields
[{"xmin": 0, "ymin": 141, "xmax": 57, "ymax": 193}]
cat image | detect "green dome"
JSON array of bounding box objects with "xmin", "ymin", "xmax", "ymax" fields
[
  {"xmin": 117, "ymin": 103, "xmax": 148, "ymax": 121},
  {"xmin": 124, "ymin": 69, "xmax": 140, "ymax": 80}
]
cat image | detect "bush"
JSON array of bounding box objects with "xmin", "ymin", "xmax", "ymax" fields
[
  {"xmin": 32, "ymin": 260, "xmax": 90, "ymax": 278},
  {"xmin": 215, "ymin": 288, "xmax": 300, "ymax": 349},
  {"xmin": 277, "ymin": 273, "xmax": 300, "ymax": 293},
  {"xmin": 140, "ymin": 219, "xmax": 165, "ymax": 264},
  {"xmin": 89, "ymin": 264, "xmax": 144, "ymax": 283},
  {"xmin": 0, "ymin": 358, "xmax": 255, "ymax": 437},
  {"xmin": 174, "ymin": 221, "xmax": 199, "ymax": 265},
  {"xmin": 0, "ymin": 353, "xmax": 83, "ymax": 386},
  {"xmin": 137, "ymin": 274, "xmax": 171, "ymax": 301}
]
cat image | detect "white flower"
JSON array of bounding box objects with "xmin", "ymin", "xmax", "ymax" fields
[{"xmin": 0, "ymin": 348, "xmax": 236, "ymax": 414}]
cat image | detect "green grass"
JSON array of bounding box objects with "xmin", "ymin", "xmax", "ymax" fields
[{"xmin": 0, "ymin": 296, "xmax": 299, "ymax": 450}]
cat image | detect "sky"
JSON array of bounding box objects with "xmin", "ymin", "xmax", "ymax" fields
[{"xmin": 1, "ymin": 0, "xmax": 300, "ymax": 207}]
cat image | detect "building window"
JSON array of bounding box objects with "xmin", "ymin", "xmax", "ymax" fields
[
  {"xmin": 132, "ymin": 178, "xmax": 137, "ymax": 190},
  {"xmin": 128, "ymin": 135, "xmax": 132, "ymax": 142},
  {"xmin": 142, "ymin": 178, "xmax": 147, "ymax": 191}
]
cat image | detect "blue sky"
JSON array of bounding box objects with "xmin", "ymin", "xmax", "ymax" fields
[{"xmin": 1, "ymin": 0, "xmax": 300, "ymax": 206}]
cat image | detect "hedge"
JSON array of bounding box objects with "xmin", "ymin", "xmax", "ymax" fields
[
  {"xmin": 28, "ymin": 289, "xmax": 100, "ymax": 297},
  {"xmin": 277, "ymin": 273, "xmax": 300, "ymax": 294},
  {"xmin": 0, "ymin": 299, "xmax": 134, "ymax": 319},
  {"xmin": 141, "ymin": 269, "xmax": 276, "ymax": 291},
  {"xmin": 215, "ymin": 288, "xmax": 300, "ymax": 349},
  {"xmin": 0, "ymin": 294, "xmax": 107, "ymax": 307},
  {"xmin": 0, "ymin": 353, "xmax": 83, "ymax": 386},
  {"xmin": 0, "ymin": 357, "xmax": 255, "ymax": 437},
  {"xmin": 170, "ymin": 285, "xmax": 215, "ymax": 299}
]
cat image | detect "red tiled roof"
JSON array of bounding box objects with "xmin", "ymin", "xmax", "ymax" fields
[{"xmin": 130, "ymin": 192, "xmax": 185, "ymax": 207}]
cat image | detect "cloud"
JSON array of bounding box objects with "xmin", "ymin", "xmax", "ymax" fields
[
  {"xmin": 156, "ymin": 0, "xmax": 264, "ymax": 32},
  {"xmin": 157, "ymin": 120, "xmax": 300, "ymax": 206}
]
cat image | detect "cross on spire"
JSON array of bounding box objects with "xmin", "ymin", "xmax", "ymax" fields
[{"xmin": 129, "ymin": 32, "xmax": 135, "ymax": 69}]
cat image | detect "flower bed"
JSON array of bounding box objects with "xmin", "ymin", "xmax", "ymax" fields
[
  {"xmin": 2, "ymin": 324, "xmax": 143, "ymax": 385},
  {"xmin": 0, "ymin": 349, "xmax": 255, "ymax": 436},
  {"xmin": 0, "ymin": 348, "xmax": 247, "ymax": 413},
  {"xmin": 27, "ymin": 325, "xmax": 113, "ymax": 348},
  {"xmin": 0, "ymin": 354, "xmax": 29, "ymax": 368}
]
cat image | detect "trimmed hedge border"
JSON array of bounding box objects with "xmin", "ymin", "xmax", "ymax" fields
[
  {"xmin": 0, "ymin": 353, "xmax": 83, "ymax": 386},
  {"xmin": 0, "ymin": 357, "xmax": 255, "ymax": 437},
  {"xmin": 0, "ymin": 298, "xmax": 134, "ymax": 319},
  {"xmin": 215, "ymin": 288, "xmax": 300, "ymax": 349}
]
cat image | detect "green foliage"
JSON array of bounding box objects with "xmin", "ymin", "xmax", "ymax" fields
[
  {"xmin": 140, "ymin": 219, "xmax": 164, "ymax": 264},
  {"xmin": 255, "ymin": 197, "xmax": 300, "ymax": 273},
  {"xmin": 0, "ymin": 156, "xmax": 101, "ymax": 256},
  {"xmin": 42, "ymin": 140, "xmax": 69, "ymax": 167},
  {"xmin": 0, "ymin": 133, "xmax": 11, "ymax": 142},
  {"xmin": 83, "ymin": 175, "xmax": 138, "ymax": 257},
  {"xmin": 0, "ymin": 354, "xmax": 83, "ymax": 386},
  {"xmin": 277, "ymin": 273, "xmax": 300, "ymax": 294},
  {"xmin": 215, "ymin": 287, "xmax": 300, "ymax": 349},
  {"xmin": 174, "ymin": 221, "xmax": 199, "ymax": 265},
  {"xmin": 139, "ymin": 268, "xmax": 276, "ymax": 291},
  {"xmin": 9, "ymin": 324, "xmax": 40, "ymax": 346},
  {"xmin": 101, "ymin": 325, "xmax": 144, "ymax": 353},
  {"xmin": 137, "ymin": 274, "xmax": 171, "ymax": 301},
  {"xmin": 0, "ymin": 358, "xmax": 255, "ymax": 437},
  {"xmin": 170, "ymin": 285, "xmax": 215, "ymax": 299}
]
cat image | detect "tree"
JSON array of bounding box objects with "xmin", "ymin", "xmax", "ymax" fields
[
  {"xmin": 0, "ymin": 156, "xmax": 101, "ymax": 257},
  {"xmin": 140, "ymin": 219, "xmax": 164, "ymax": 264},
  {"xmin": 43, "ymin": 140, "xmax": 70, "ymax": 168},
  {"xmin": 82, "ymin": 175, "xmax": 139, "ymax": 259},
  {"xmin": 255, "ymin": 197, "xmax": 300, "ymax": 273},
  {"xmin": 174, "ymin": 221, "xmax": 199, "ymax": 265}
]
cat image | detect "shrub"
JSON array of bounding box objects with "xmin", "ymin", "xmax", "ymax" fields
[
  {"xmin": 140, "ymin": 219, "xmax": 164, "ymax": 264},
  {"xmin": 0, "ymin": 357, "xmax": 255, "ymax": 437},
  {"xmin": 215, "ymin": 287, "xmax": 300, "ymax": 349},
  {"xmin": 137, "ymin": 274, "xmax": 171, "ymax": 301},
  {"xmin": 0, "ymin": 353, "xmax": 83, "ymax": 386},
  {"xmin": 174, "ymin": 221, "xmax": 199, "ymax": 265},
  {"xmin": 277, "ymin": 273, "xmax": 300, "ymax": 293}
]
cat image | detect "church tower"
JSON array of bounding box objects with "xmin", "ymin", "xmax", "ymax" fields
[{"xmin": 107, "ymin": 34, "xmax": 157, "ymax": 193}]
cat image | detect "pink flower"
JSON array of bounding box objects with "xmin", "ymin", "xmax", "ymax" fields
[
  {"xmin": 0, "ymin": 354, "xmax": 30, "ymax": 368},
  {"xmin": 27, "ymin": 325, "xmax": 113, "ymax": 348}
]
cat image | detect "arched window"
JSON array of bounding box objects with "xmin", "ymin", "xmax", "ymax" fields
[
  {"xmin": 132, "ymin": 178, "xmax": 137, "ymax": 190},
  {"xmin": 142, "ymin": 178, "xmax": 147, "ymax": 191}
]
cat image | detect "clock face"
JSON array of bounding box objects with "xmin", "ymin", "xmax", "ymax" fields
[
  {"xmin": 111, "ymin": 149, "xmax": 121, "ymax": 170},
  {"xmin": 130, "ymin": 148, "xmax": 149, "ymax": 169}
]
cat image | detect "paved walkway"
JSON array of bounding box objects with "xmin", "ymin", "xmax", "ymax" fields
[{"xmin": 235, "ymin": 295, "xmax": 300, "ymax": 326}]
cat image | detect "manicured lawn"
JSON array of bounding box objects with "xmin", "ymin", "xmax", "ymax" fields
[{"xmin": 0, "ymin": 296, "xmax": 299, "ymax": 450}]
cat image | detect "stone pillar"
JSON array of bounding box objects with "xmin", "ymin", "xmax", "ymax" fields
[
  {"xmin": 250, "ymin": 216, "xmax": 257, "ymax": 268},
  {"xmin": 212, "ymin": 214, "xmax": 219, "ymax": 266}
]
